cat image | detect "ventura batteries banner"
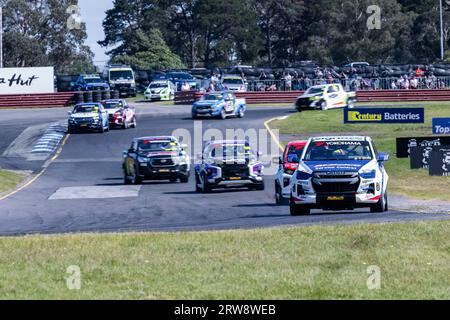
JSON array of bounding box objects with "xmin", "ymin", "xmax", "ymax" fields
[
  {"xmin": 0, "ymin": 67, "xmax": 54, "ymax": 94},
  {"xmin": 432, "ymin": 118, "xmax": 450, "ymax": 135},
  {"xmin": 344, "ymin": 108, "xmax": 424, "ymax": 124}
]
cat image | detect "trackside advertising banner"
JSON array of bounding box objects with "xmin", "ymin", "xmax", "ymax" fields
[
  {"xmin": 344, "ymin": 107, "xmax": 424, "ymax": 124},
  {"xmin": 396, "ymin": 137, "xmax": 450, "ymax": 158},
  {"xmin": 432, "ymin": 118, "xmax": 450, "ymax": 135},
  {"xmin": 0, "ymin": 67, "xmax": 54, "ymax": 94}
]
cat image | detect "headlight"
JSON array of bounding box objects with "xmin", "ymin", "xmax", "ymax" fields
[
  {"xmin": 137, "ymin": 156, "xmax": 148, "ymax": 163},
  {"xmin": 296, "ymin": 170, "xmax": 312, "ymax": 180},
  {"xmin": 284, "ymin": 169, "xmax": 295, "ymax": 175},
  {"xmin": 360, "ymin": 170, "xmax": 376, "ymax": 179}
]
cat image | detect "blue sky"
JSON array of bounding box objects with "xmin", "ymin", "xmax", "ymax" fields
[{"xmin": 78, "ymin": 0, "xmax": 114, "ymax": 66}]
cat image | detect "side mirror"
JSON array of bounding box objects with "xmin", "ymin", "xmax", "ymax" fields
[
  {"xmin": 128, "ymin": 148, "xmax": 135, "ymax": 154},
  {"xmin": 377, "ymin": 152, "xmax": 389, "ymax": 162},
  {"xmin": 273, "ymin": 156, "xmax": 283, "ymax": 165}
]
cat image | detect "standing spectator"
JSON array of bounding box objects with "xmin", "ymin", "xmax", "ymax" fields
[
  {"xmin": 181, "ymin": 82, "xmax": 191, "ymax": 91},
  {"xmin": 416, "ymin": 66, "xmax": 423, "ymax": 78},
  {"xmin": 285, "ymin": 72, "xmax": 293, "ymax": 91},
  {"xmin": 410, "ymin": 77, "xmax": 418, "ymax": 89},
  {"xmin": 304, "ymin": 76, "xmax": 312, "ymax": 89},
  {"xmin": 391, "ymin": 80, "xmax": 397, "ymax": 90}
]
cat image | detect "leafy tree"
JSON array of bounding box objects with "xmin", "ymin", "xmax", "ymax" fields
[
  {"xmin": 111, "ymin": 29, "xmax": 185, "ymax": 70},
  {"xmin": 1, "ymin": 0, "xmax": 94, "ymax": 73}
]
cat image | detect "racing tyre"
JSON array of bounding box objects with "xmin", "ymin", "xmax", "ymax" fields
[
  {"xmin": 220, "ymin": 109, "xmax": 227, "ymax": 120},
  {"xmin": 195, "ymin": 172, "xmax": 202, "ymax": 192},
  {"xmin": 254, "ymin": 182, "xmax": 265, "ymax": 191},
  {"xmin": 169, "ymin": 178, "xmax": 178, "ymax": 183},
  {"xmin": 275, "ymin": 183, "xmax": 288, "ymax": 205},
  {"xmin": 180, "ymin": 175, "xmax": 189, "ymax": 183},
  {"xmin": 320, "ymin": 100, "xmax": 328, "ymax": 111},
  {"xmin": 370, "ymin": 192, "xmax": 388, "ymax": 213},
  {"xmin": 131, "ymin": 117, "xmax": 137, "ymax": 128},
  {"xmin": 347, "ymin": 99, "xmax": 355, "ymax": 109},
  {"xmin": 237, "ymin": 108, "xmax": 245, "ymax": 118},
  {"xmin": 201, "ymin": 173, "xmax": 212, "ymax": 193},
  {"xmin": 123, "ymin": 121, "xmax": 129, "ymax": 130},
  {"xmin": 124, "ymin": 175, "xmax": 132, "ymax": 185},
  {"xmin": 290, "ymin": 199, "xmax": 311, "ymax": 216}
]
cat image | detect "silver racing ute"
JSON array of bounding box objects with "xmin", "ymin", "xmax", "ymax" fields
[{"xmin": 194, "ymin": 140, "xmax": 265, "ymax": 192}]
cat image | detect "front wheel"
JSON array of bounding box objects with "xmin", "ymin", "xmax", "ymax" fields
[
  {"xmin": 237, "ymin": 108, "xmax": 245, "ymax": 118},
  {"xmin": 370, "ymin": 192, "xmax": 388, "ymax": 213},
  {"xmin": 180, "ymin": 175, "xmax": 189, "ymax": 183},
  {"xmin": 290, "ymin": 199, "xmax": 311, "ymax": 216},
  {"xmin": 275, "ymin": 183, "xmax": 288, "ymax": 205},
  {"xmin": 130, "ymin": 117, "xmax": 137, "ymax": 128},
  {"xmin": 201, "ymin": 173, "xmax": 212, "ymax": 193},
  {"xmin": 220, "ymin": 109, "xmax": 227, "ymax": 120},
  {"xmin": 320, "ymin": 100, "xmax": 328, "ymax": 111},
  {"xmin": 347, "ymin": 98, "xmax": 355, "ymax": 109}
]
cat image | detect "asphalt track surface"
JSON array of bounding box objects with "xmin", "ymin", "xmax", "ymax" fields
[{"xmin": 0, "ymin": 104, "xmax": 449, "ymax": 236}]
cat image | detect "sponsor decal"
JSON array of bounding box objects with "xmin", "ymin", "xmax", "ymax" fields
[
  {"xmin": 429, "ymin": 148, "xmax": 450, "ymax": 176},
  {"xmin": 432, "ymin": 118, "xmax": 450, "ymax": 135},
  {"xmin": 396, "ymin": 137, "xmax": 450, "ymax": 158},
  {"xmin": 344, "ymin": 108, "xmax": 424, "ymax": 124}
]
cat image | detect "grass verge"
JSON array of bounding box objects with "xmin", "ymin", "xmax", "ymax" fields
[
  {"xmin": 0, "ymin": 170, "xmax": 26, "ymax": 194},
  {"xmin": 272, "ymin": 104, "xmax": 450, "ymax": 201},
  {"xmin": 0, "ymin": 221, "xmax": 449, "ymax": 299}
]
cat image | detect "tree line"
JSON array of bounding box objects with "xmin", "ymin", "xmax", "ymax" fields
[
  {"xmin": 100, "ymin": 0, "xmax": 450, "ymax": 69},
  {"xmin": 1, "ymin": 0, "xmax": 450, "ymax": 73}
]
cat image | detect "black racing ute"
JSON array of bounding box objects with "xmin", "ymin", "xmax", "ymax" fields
[{"xmin": 123, "ymin": 136, "xmax": 190, "ymax": 184}]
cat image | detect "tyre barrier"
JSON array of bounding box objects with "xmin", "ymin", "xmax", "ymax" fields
[
  {"xmin": 111, "ymin": 90, "xmax": 120, "ymax": 99},
  {"xmin": 83, "ymin": 91, "xmax": 93, "ymax": 103},
  {"xmin": 102, "ymin": 90, "xmax": 111, "ymax": 100},
  {"xmin": 93, "ymin": 91, "xmax": 102, "ymax": 103}
]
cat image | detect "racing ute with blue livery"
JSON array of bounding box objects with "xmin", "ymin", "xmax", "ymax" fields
[
  {"xmin": 192, "ymin": 92, "xmax": 247, "ymax": 120},
  {"xmin": 289, "ymin": 136, "xmax": 389, "ymax": 216},
  {"xmin": 71, "ymin": 74, "xmax": 110, "ymax": 92},
  {"xmin": 194, "ymin": 140, "xmax": 264, "ymax": 192},
  {"xmin": 67, "ymin": 103, "xmax": 110, "ymax": 133},
  {"xmin": 123, "ymin": 136, "xmax": 190, "ymax": 184}
]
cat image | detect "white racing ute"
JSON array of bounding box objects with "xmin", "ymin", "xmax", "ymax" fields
[
  {"xmin": 289, "ymin": 136, "xmax": 389, "ymax": 216},
  {"xmin": 295, "ymin": 83, "xmax": 356, "ymax": 111}
]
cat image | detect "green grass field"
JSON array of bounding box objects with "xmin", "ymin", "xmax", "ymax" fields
[
  {"xmin": 272, "ymin": 104, "xmax": 450, "ymax": 201},
  {"xmin": 0, "ymin": 221, "xmax": 449, "ymax": 299},
  {"xmin": 0, "ymin": 170, "xmax": 26, "ymax": 194}
]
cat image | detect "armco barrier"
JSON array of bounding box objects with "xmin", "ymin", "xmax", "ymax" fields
[
  {"xmin": 0, "ymin": 92, "xmax": 76, "ymax": 109},
  {"xmin": 0, "ymin": 91, "xmax": 119, "ymax": 109},
  {"xmin": 174, "ymin": 89, "xmax": 450, "ymax": 105}
]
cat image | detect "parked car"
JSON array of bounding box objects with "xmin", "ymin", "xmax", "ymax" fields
[
  {"xmin": 144, "ymin": 80, "xmax": 175, "ymax": 101},
  {"xmin": 221, "ymin": 74, "xmax": 247, "ymax": 92},
  {"xmin": 71, "ymin": 74, "xmax": 110, "ymax": 92},
  {"xmin": 274, "ymin": 141, "xmax": 308, "ymax": 205},
  {"xmin": 195, "ymin": 140, "xmax": 265, "ymax": 192},
  {"xmin": 289, "ymin": 136, "xmax": 389, "ymax": 216},
  {"xmin": 67, "ymin": 103, "xmax": 109, "ymax": 133},
  {"xmin": 102, "ymin": 99, "xmax": 137, "ymax": 129},
  {"xmin": 102, "ymin": 65, "xmax": 137, "ymax": 97},
  {"xmin": 123, "ymin": 136, "xmax": 190, "ymax": 184},
  {"xmin": 295, "ymin": 84, "xmax": 356, "ymax": 111},
  {"xmin": 192, "ymin": 92, "xmax": 247, "ymax": 119}
]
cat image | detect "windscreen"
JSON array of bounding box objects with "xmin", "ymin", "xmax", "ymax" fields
[
  {"xmin": 208, "ymin": 144, "xmax": 255, "ymax": 161},
  {"xmin": 103, "ymin": 102, "xmax": 122, "ymax": 109},
  {"xmin": 303, "ymin": 140, "xmax": 373, "ymax": 161},
  {"xmin": 223, "ymin": 78, "xmax": 243, "ymax": 84},
  {"xmin": 85, "ymin": 78, "xmax": 103, "ymax": 84},
  {"xmin": 138, "ymin": 140, "xmax": 179, "ymax": 153},
  {"xmin": 110, "ymin": 70, "xmax": 133, "ymax": 81},
  {"xmin": 73, "ymin": 105, "xmax": 99, "ymax": 113},
  {"xmin": 307, "ymin": 87, "xmax": 325, "ymax": 95}
]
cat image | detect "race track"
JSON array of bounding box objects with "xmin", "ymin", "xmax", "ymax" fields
[{"xmin": 0, "ymin": 104, "xmax": 449, "ymax": 236}]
